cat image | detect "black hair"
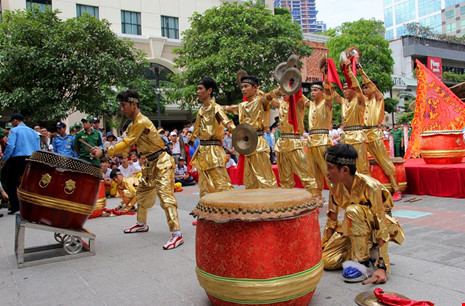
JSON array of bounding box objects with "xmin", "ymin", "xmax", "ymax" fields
[
  {"xmin": 240, "ymin": 75, "xmax": 259, "ymax": 86},
  {"xmin": 116, "ymin": 89, "xmax": 140, "ymax": 107},
  {"xmin": 311, "ymin": 80, "xmax": 323, "ymax": 90},
  {"xmin": 110, "ymin": 168, "xmax": 122, "ymax": 179},
  {"xmin": 198, "ymin": 77, "xmax": 218, "ymax": 97},
  {"xmin": 325, "ymin": 144, "xmax": 358, "ymax": 175}
]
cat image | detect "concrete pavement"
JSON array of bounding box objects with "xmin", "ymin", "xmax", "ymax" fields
[{"xmin": 1, "ymin": 185, "xmax": 464, "ymax": 305}]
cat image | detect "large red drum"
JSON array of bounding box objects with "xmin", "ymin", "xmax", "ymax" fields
[
  {"xmin": 89, "ymin": 181, "xmax": 106, "ymax": 219},
  {"xmin": 420, "ymin": 130, "xmax": 465, "ymax": 164},
  {"xmin": 18, "ymin": 151, "xmax": 102, "ymax": 230},
  {"xmin": 192, "ymin": 189, "xmax": 323, "ymax": 306},
  {"xmin": 369, "ymin": 157, "xmax": 407, "ymax": 192}
]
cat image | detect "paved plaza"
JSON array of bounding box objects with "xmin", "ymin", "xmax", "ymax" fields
[{"xmin": 1, "ymin": 185, "xmax": 464, "ymax": 305}]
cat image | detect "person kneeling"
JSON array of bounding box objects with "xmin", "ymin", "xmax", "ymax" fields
[
  {"xmin": 110, "ymin": 169, "xmax": 138, "ymax": 214},
  {"xmin": 322, "ymin": 144, "xmax": 404, "ymax": 284}
]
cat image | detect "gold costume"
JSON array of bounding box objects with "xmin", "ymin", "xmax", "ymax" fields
[
  {"xmin": 275, "ymin": 97, "xmax": 317, "ymax": 193},
  {"xmin": 306, "ymin": 95, "xmax": 333, "ymax": 196},
  {"xmin": 228, "ymin": 94, "xmax": 278, "ymax": 189},
  {"xmin": 115, "ymin": 177, "xmax": 139, "ymax": 213},
  {"xmin": 107, "ymin": 113, "xmax": 180, "ymax": 231},
  {"xmin": 332, "ymin": 74, "xmax": 370, "ymax": 175},
  {"xmin": 362, "ymin": 73, "xmax": 400, "ymax": 191},
  {"xmin": 322, "ymin": 173, "xmax": 404, "ymax": 272},
  {"xmin": 191, "ymin": 100, "xmax": 234, "ymax": 198}
]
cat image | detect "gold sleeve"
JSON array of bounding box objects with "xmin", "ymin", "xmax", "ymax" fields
[
  {"xmin": 325, "ymin": 192, "xmax": 340, "ymax": 230},
  {"xmin": 367, "ymin": 186, "xmax": 390, "ymax": 242},
  {"xmin": 215, "ymin": 104, "xmax": 233, "ymax": 127}
]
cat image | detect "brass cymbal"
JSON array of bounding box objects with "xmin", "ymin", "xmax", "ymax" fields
[
  {"xmin": 232, "ymin": 123, "xmax": 258, "ymax": 155},
  {"xmin": 236, "ymin": 69, "xmax": 248, "ymax": 86},
  {"xmin": 273, "ymin": 62, "xmax": 288, "ymax": 82},
  {"xmin": 355, "ymin": 291, "xmax": 409, "ymax": 306},
  {"xmin": 287, "ymin": 54, "xmax": 300, "ymax": 69},
  {"xmin": 280, "ymin": 67, "xmax": 302, "ymax": 96}
]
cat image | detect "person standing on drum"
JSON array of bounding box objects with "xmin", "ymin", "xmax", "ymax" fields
[
  {"xmin": 73, "ymin": 116, "xmax": 102, "ymax": 166},
  {"xmin": 1, "ymin": 113, "xmax": 40, "ymax": 215},
  {"xmin": 269, "ymin": 86, "xmax": 318, "ymax": 195},
  {"xmin": 190, "ymin": 77, "xmax": 235, "ymax": 198},
  {"xmin": 92, "ymin": 89, "xmax": 183, "ymax": 250},
  {"xmin": 224, "ymin": 75, "xmax": 279, "ymax": 189},
  {"xmin": 360, "ymin": 67, "xmax": 402, "ymax": 201},
  {"xmin": 327, "ymin": 67, "xmax": 370, "ymax": 175},
  {"xmin": 322, "ymin": 144, "xmax": 404, "ymax": 283},
  {"xmin": 305, "ymin": 80, "xmax": 333, "ymax": 197}
]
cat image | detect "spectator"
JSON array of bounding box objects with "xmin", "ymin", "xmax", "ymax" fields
[
  {"xmin": 330, "ymin": 125, "xmax": 340, "ymax": 145},
  {"xmin": 92, "ymin": 117, "xmax": 104, "ymax": 148},
  {"xmin": 174, "ymin": 157, "xmax": 195, "ymax": 186},
  {"xmin": 225, "ymin": 151, "xmax": 237, "ymax": 169},
  {"xmin": 2, "ymin": 113, "xmax": 40, "ymax": 215},
  {"xmin": 118, "ymin": 157, "xmax": 136, "ymax": 177},
  {"xmin": 392, "ymin": 124, "xmax": 404, "ymax": 157},
  {"xmin": 222, "ymin": 129, "xmax": 237, "ymax": 163},
  {"xmin": 53, "ymin": 121, "xmax": 76, "ymax": 157},
  {"xmin": 129, "ymin": 152, "xmax": 142, "ymax": 176},
  {"xmin": 104, "ymin": 131, "xmax": 117, "ymax": 148},
  {"xmin": 73, "ymin": 116, "xmax": 102, "ymax": 166},
  {"xmin": 170, "ymin": 131, "xmax": 181, "ymax": 163}
]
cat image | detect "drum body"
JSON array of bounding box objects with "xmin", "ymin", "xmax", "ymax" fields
[
  {"xmin": 19, "ymin": 151, "xmax": 102, "ymax": 230},
  {"xmin": 89, "ymin": 181, "xmax": 106, "ymax": 219},
  {"xmin": 369, "ymin": 157, "xmax": 407, "ymax": 192},
  {"xmin": 420, "ymin": 130, "xmax": 465, "ymax": 164},
  {"xmin": 192, "ymin": 189, "xmax": 323, "ymax": 306}
]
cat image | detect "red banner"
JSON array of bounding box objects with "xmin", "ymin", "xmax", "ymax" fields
[
  {"xmin": 427, "ymin": 57, "xmax": 442, "ymax": 80},
  {"xmin": 404, "ymin": 60, "xmax": 465, "ymax": 158}
]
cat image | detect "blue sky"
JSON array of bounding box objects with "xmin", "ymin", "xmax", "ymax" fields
[{"xmin": 316, "ymin": 0, "xmax": 384, "ymax": 29}]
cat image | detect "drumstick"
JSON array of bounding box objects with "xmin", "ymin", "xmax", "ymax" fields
[
  {"xmin": 78, "ymin": 139, "xmax": 94, "ymax": 150},
  {"xmin": 362, "ymin": 275, "xmax": 379, "ymax": 285}
]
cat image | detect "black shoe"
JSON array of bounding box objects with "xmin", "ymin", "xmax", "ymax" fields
[
  {"xmin": 7, "ymin": 210, "xmax": 18, "ymax": 215},
  {"xmin": 0, "ymin": 213, "xmax": 3, "ymax": 217}
]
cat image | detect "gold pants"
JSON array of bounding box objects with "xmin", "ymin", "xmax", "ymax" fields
[
  {"xmin": 136, "ymin": 152, "xmax": 180, "ymax": 232},
  {"xmin": 277, "ymin": 148, "xmax": 317, "ymax": 193},
  {"xmin": 244, "ymin": 151, "xmax": 278, "ymax": 189},
  {"xmin": 306, "ymin": 145, "xmax": 330, "ymax": 196},
  {"xmin": 322, "ymin": 204, "xmax": 379, "ymax": 270},
  {"xmin": 367, "ymin": 138, "xmax": 400, "ymax": 191},
  {"xmin": 349, "ymin": 142, "xmax": 370, "ymax": 175},
  {"xmin": 198, "ymin": 166, "xmax": 233, "ymax": 198}
]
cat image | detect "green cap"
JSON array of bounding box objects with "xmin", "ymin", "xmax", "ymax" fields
[
  {"xmin": 81, "ymin": 116, "xmax": 93, "ymax": 123},
  {"xmin": 5, "ymin": 122, "xmax": 13, "ymax": 129},
  {"xmin": 74, "ymin": 122, "xmax": 83, "ymax": 128}
]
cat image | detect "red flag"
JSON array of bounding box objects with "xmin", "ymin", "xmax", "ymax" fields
[
  {"xmin": 374, "ymin": 288, "xmax": 434, "ymax": 306},
  {"xmin": 327, "ymin": 59, "xmax": 342, "ymax": 89},
  {"xmin": 287, "ymin": 86, "xmax": 302, "ymax": 134},
  {"xmin": 404, "ymin": 60, "xmax": 465, "ymax": 158}
]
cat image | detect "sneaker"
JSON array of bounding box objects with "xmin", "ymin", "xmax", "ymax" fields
[
  {"xmin": 163, "ymin": 233, "xmax": 184, "ymax": 250},
  {"xmin": 123, "ymin": 223, "xmax": 149, "ymax": 234},
  {"xmin": 342, "ymin": 260, "xmax": 374, "ymax": 283},
  {"xmin": 392, "ymin": 190, "xmax": 402, "ymax": 202}
]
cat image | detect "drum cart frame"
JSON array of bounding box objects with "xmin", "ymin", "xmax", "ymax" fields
[{"xmin": 15, "ymin": 215, "xmax": 96, "ymax": 268}]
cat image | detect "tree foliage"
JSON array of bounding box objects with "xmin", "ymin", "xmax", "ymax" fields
[
  {"xmin": 384, "ymin": 97, "xmax": 399, "ymax": 114},
  {"xmin": 405, "ymin": 22, "xmax": 465, "ymax": 45},
  {"xmin": 0, "ymin": 7, "xmax": 147, "ymax": 122},
  {"xmin": 167, "ymin": 1, "xmax": 312, "ymax": 106},
  {"xmin": 325, "ymin": 19, "xmax": 394, "ymax": 94},
  {"xmin": 443, "ymin": 71, "xmax": 465, "ymax": 83}
]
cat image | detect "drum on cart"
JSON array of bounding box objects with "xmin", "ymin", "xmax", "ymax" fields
[
  {"xmin": 369, "ymin": 157, "xmax": 407, "ymax": 192},
  {"xmin": 420, "ymin": 130, "xmax": 465, "ymax": 164},
  {"xmin": 191, "ymin": 189, "xmax": 323, "ymax": 306},
  {"xmin": 89, "ymin": 181, "xmax": 106, "ymax": 219},
  {"xmin": 18, "ymin": 151, "xmax": 102, "ymax": 230}
]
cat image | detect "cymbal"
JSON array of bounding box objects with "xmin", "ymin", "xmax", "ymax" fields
[
  {"xmin": 355, "ymin": 291, "xmax": 409, "ymax": 306},
  {"xmin": 232, "ymin": 123, "xmax": 258, "ymax": 155}
]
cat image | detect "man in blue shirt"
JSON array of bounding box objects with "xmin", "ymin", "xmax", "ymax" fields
[
  {"xmin": 53, "ymin": 121, "xmax": 76, "ymax": 157},
  {"xmin": 2, "ymin": 113, "xmax": 40, "ymax": 214}
]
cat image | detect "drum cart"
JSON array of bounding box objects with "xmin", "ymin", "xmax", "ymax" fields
[{"xmin": 15, "ymin": 215, "xmax": 96, "ymax": 268}]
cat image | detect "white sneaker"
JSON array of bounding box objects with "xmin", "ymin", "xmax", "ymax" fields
[
  {"xmin": 163, "ymin": 233, "xmax": 184, "ymax": 250},
  {"xmin": 342, "ymin": 260, "xmax": 374, "ymax": 283}
]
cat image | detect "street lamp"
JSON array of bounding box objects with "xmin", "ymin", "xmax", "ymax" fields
[{"xmin": 149, "ymin": 64, "xmax": 163, "ymax": 128}]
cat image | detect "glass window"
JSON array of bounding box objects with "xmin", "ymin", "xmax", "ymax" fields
[
  {"xmin": 445, "ymin": 0, "xmax": 462, "ymax": 8},
  {"xmin": 385, "ymin": 29, "xmax": 394, "ymax": 41},
  {"xmin": 384, "ymin": 7, "xmax": 393, "ymax": 27},
  {"xmin": 161, "ymin": 16, "xmax": 179, "ymax": 39},
  {"xmin": 76, "ymin": 4, "xmax": 99, "ymax": 19},
  {"xmin": 395, "ymin": 0, "xmax": 416, "ymax": 24},
  {"xmin": 460, "ymin": 6, "xmax": 465, "ymax": 15},
  {"xmin": 419, "ymin": 14, "xmax": 442, "ymax": 33},
  {"xmin": 121, "ymin": 10, "xmax": 141, "ymax": 35},
  {"xmin": 384, "ymin": 0, "xmax": 392, "ymax": 7},
  {"xmin": 396, "ymin": 25, "xmax": 406, "ymax": 37},
  {"xmin": 461, "ymin": 19, "xmax": 465, "ymax": 29},
  {"xmin": 26, "ymin": 0, "xmax": 51, "ymax": 12},
  {"xmin": 445, "ymin": 22, "xmax": 456, "ymax": 32},
  {"xmin": 418, "ymin": 0, "xmax": 441, "ymax": 17},
  {"xmin": 445, "ymin": 10, "xmax": 455, "ymax": 19}
]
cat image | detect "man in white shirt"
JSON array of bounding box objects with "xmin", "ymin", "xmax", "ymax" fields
[
  {"xmin": 170, "ymin": 131, "xmax": 181, "ymax": 163},
  {"xmin": 118, "ymin": 157, "xmax": 136, "ymax": 177}
]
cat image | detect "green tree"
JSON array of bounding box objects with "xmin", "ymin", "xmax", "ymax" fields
[
  {"xmin": 167, "ymin": 1, "xmax": 312, "ymax": 107},
  {"xmin": 325, "ymin": 19, "xmax": 394, "ymax": 94},
  {"xmin": 0, "ymin": 7, "xmax": 147, "ymax": 122}
]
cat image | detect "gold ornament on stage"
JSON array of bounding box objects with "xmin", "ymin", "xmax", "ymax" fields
[{"xmin": 232, "ymin": 123, "xmax": 258, "ymax": 155}]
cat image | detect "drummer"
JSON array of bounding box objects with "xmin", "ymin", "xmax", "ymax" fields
[
  {"xmin": 73, "ymin": 116, "xmax": 102, "ymax": 166},
  {"xmin": 224, "ymin": 75, "xmax": 280, "ymax": 189},
  {"xmin": 321, "ymin": 144, "xmax": 404, "ymax": 284},
  {"xmin": 190, "ymin": 77, "xmax": 235, "ymax": 198},
  {"xmin": 92, "ymin": 89, "xmax": 183, "ymax": 250}
]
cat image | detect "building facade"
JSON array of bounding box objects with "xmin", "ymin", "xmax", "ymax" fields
[
  {"xmin": 384, "ymin": 0, "xmax": 465, "ymax": 41},
  {"xmin": 274, "ymin": 0, "xmax": 326, "ymax": 33}
]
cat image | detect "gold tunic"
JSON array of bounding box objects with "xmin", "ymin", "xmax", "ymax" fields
[
  {"xmin": 229, "ymin": 95, "xmax": 277, "ymax": 189},
  {"xmin": 322, "ymin": 173, "xmax": 404, "ymax": 272},
  {"xmin": 364, "ymin": 96, "xmax": 385, "ymax": 143},
  {"xmin": 274, "ymin": 97, "xmax": 317, "ymax": 192},
  {"xmin": 107, "ymin": 112, "xmax": 180, "ymax": 231},
  {"xmin": 191, "ymin": 100, "xmax": 234, "ymax": 197},
  {"xmin": 115, "ymin": 177, "xmax": 138, "ymax": 212}
]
